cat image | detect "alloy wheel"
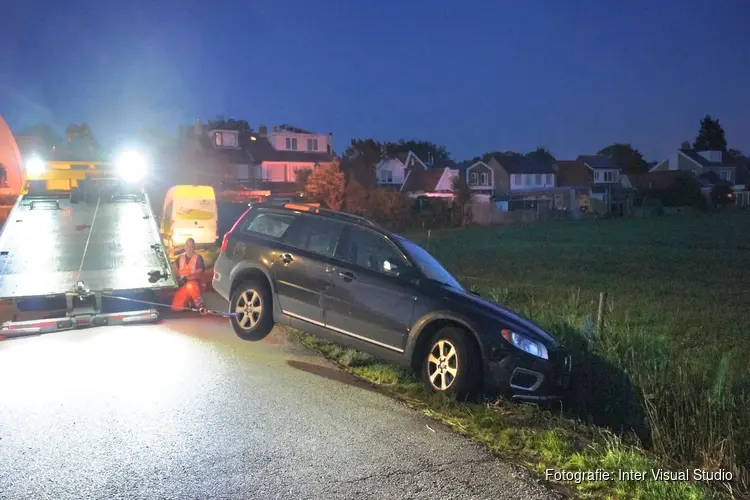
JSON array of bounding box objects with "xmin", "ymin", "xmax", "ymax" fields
[
  {"xmin": 427, "ymin": 340, "xmax": 459, "ymax": 391},
  {"xmin": 236, "ymin": 290, "xmax": 262, "ymax": 330}
]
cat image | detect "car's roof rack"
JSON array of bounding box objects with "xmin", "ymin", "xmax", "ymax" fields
[{"xmin": 253, "ymin": 202, "xmax": 382, "ymax": 229}]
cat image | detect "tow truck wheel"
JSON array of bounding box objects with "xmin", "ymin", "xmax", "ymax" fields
[{"xmin": 229, "ymin": 280, "xmax": 273, "ymax": 341}]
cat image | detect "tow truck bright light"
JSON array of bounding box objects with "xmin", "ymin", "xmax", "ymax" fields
[
  {"xmin": 115, "ymin": 150, "xmax": 147, "ymax": 183},
  {"xmin": 25, "ymin": 157, "xmax": 46, "ymax": 175}
]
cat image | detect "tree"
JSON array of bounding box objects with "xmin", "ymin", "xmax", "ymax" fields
[
  {"xmin": 306, "ymin": 159, "xmax": 345, "ymax": 210},
  {"xmin": 693, "ymin": 115, "xmax": 727, "ymax": 151},
  {"xmin": 384, "ymin": 139, "xmax": 450, "ymax": 163},
  {"xmin": 16, "ymin": 123, "xmax": 63, "ymax": 154},
  {"xmin": 597, "ymin": 143, "xmax": 649, "ymax": 175},
  {"xmin": 452, "ymin": 175, "xmax": 472, "ymax": 226},
  {"xmin": 343, "ymin": 177, "xmax": 371, "ymax": 216},
  {"xmin": 481, "ymin": 151, "xmax": 523, "ymax": 163},
  {"xmin": 294, "ymin": 168, "xmax": 313, "ymax": 193},
  {"xmin": 525, "ymin": 146, "xmax": 555, "ymax": 165},
  {"xmin": 341, "ymin": 138, "xmax": 384, "ymax": 190},
  {"xmin": 206, "ymin": 117, "xmax": 252, "ymax": 132},
  {"xmin": 370, "ymin": 189, "xmax": 412, "ymax": 230},
  {"xmin": 64, "ymin": 123, "xmax": 99, "ymax": 157}
]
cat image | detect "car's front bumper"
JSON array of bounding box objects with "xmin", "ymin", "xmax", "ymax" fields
[{"xmin": 483, "ymin": 348, "xmax": 572, "ymax": 401}]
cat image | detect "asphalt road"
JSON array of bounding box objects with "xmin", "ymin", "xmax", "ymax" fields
[{"xmin": 0, "ymin": 293, "xmax": 560, "ymax": 500}]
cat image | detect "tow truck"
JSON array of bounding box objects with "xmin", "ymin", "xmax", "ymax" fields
[{"xmin": 0, "ymin": 151, "xmax": 178, "ymax": 338}]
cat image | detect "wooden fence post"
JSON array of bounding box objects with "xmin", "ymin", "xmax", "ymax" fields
[{"xmin": 596, "ymin": 292, "xmax": 607, "ymax": 336}]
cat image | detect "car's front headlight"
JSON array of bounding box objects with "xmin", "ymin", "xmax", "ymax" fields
[
  {"xmin": 114, "ymin": 150, "xmax": 147, "ymax": 183},
  {"xmin": 501, "ymin": 329, "xmax": 548, "ymax": 360}
]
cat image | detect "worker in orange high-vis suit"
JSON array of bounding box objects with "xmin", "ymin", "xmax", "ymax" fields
[{"xmin": 171, "ymin": 238, "xmax": 206, "ymax": 312}]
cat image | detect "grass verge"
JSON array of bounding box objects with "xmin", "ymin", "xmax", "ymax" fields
[{"xmin": 290, "ymin": 330, "xmax": 727, "ymax": 500}]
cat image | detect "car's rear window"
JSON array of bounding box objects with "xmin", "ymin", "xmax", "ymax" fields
[{"xmin": 241, "ymin": 211, "xmax": 295, "ymax": 240}]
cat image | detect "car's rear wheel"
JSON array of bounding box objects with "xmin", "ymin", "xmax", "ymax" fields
[
  {"xmin": 230, "ymin": 280, "xmax": 274, "ymax": 341},
  {"xmin": 421, "ymin": 326, "xmax": 480, "ymax": 398}
]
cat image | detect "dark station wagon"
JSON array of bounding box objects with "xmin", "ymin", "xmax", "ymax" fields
[{"xmin": 213, "ymin": 203, "xmax": 572, "ymax": 399}]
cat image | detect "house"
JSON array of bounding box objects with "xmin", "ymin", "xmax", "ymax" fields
[
  {"xmin": 486, "ymin": 154, "xmax": 571, "ymax": 211},
  {"xmin": 649, "ymin": 149, "xmax": 748, "ymax": 207},
  {"xmin": 376, "ymin": 151, "xmax": 427, "ymax": 188},
  {"xmin": 243, "ymin": 124, "xmax": 334, "ymax": 198},
  {"xmin": 452, "ymin": 160, "xmax": 494, "ymax": 199},
  {"xmin": 400, "ymin": 166, "xmax": 457, "ymax": 199},
  {"xmin": 556, "ymin": 155, "xmax": 633, "ymax": 215}
]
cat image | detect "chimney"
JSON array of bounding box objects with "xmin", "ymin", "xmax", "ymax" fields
[
  {"xmin": 193, "ymin": 120, "xmax": 203, "ymax": 135},
  {"xmin": 259, "ymin": 125, "xmax": 268, "ymax": 136},
  {"xmin": 327, "ymin": 132, "xmax": 333, "ymax": 154},
  {"xmin": 680, "ymin": 141, "xmax": 691, "ymax": 150}
]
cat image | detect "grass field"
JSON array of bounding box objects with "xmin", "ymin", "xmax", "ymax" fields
[{"xmin": 297, "ymin": 211, "xmax": 750, "ymax": 498}]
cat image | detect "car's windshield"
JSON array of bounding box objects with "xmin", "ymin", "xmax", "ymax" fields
[{"xmin": 397, "ymin": 238, "xmax": 464, "ymax": 291}]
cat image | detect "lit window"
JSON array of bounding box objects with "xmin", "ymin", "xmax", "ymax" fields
[{"xmin": 215, "ymin": 133, "xmax": 222, "ymax": 146}]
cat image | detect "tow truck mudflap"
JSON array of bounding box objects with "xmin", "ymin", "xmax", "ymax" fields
[{"xmin": 0, "ymin": 309, "xmax": 160, "ymax": 339}]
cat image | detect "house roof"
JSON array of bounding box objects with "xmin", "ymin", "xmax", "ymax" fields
[
  {"xmin": 246, "ymin": 134, "xmax": 332, "ymax": 163},
  {"xmin": 679, "ymin": 149, "xmax": 734, "ymax": 168},
  {"xmin": 395, "ymin": 152, "xmax": 410, "ymax": 164},
  {"xmin": 490, "ymin": 154, "xmax": 555, "ymax": 174},
  {"xmin": 401, "ymin": 167, "xmax": 448, "ymax": 193},
  {"xmin": 555, "ymin": 160, "xmax": 590, "ymax": 187},
  {"xmin": 579, "ymin": 155, "xmax": 619, "ymax": 170},
  {"xmin": 697, "ymin": 171, "xmax": 732, "ymax": 188}
]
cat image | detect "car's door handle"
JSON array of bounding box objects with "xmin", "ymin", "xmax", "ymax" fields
[
  {"xmin": 338, "ymin": 271, "xmax": 355, "ymax": 281},
  {"xmin": 281, "ymin": 253, "xmax": 294, "ymax": 264}
]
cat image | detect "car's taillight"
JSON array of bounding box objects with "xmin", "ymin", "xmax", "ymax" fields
[
  {"xmin": 221, "ymin": 207, "xmax": 252, "ymax": 253},
  {"xmin": 221, "ymin": 232, "xmax": 231, "ymax": 253}
]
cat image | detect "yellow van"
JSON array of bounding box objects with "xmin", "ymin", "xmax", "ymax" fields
[{"xmin": 161, "ymin": 185, "xmax": 218, "ymax": 252}]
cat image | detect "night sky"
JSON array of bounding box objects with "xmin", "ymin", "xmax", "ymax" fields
[{"xmin": 1, "ymin": 0, "xmax": 748, "ymax": 161}]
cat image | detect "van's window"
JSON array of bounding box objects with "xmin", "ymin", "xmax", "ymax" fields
[
  {"xmin": 339, "ymin": 226, "xmax": 408, "ymax": 276},
  {"xmin": 283, "ymin": 216, "xmax": 345, "ymax": 257},
  {"xmin": 242, "ymin": 212, "xmax": 295, "ymax": 240}
]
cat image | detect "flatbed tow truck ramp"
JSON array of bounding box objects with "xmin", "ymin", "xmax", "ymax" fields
[{"xmin": 0, "ymin": 155, "xmax": 177, "ymax": 337}]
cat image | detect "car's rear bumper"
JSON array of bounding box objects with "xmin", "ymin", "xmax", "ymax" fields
[
  {"xmin": 212, "ymin": 254, "xmax": 232, "ymax": 302},
  {"xmin": 483, "ymin": 350, "xmax": 572, "ymax": 401}
]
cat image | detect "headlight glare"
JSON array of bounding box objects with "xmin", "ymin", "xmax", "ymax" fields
[
  {"xmin": 115, "ymin": 150, "xmax": 147, "ymax": 183},
  {"xmin": 26, "ymin": 157, "xmax": 46, "ymax": 175},
  {"xmin": 501, "ymin": 329, "xmax": 548, "ymax": 360}
]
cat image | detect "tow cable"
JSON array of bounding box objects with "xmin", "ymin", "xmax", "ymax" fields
[{"xmin": 101, "ymin": 292, "xmax": 241, "ymax": 318}]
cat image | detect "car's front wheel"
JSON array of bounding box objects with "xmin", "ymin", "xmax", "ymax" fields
[
  {"xmin": 230, "ymin": 280, "xmax": 274, "ymax": 341},
  {"xmin": 421, "ymin": 326, "xmax": 480, "ymax": 398}
]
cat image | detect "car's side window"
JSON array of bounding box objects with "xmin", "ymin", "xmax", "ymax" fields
[
  {"xmin": 338, "ymin": 226, "xmax": 409, "ymax": 276},
  {"xmin": 241, "ymin": 211, "xmax": 296, "ymax": 240},
  {"xmin": 282, "ymin": 216, "xmax": 345, "ymax": 257}
]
